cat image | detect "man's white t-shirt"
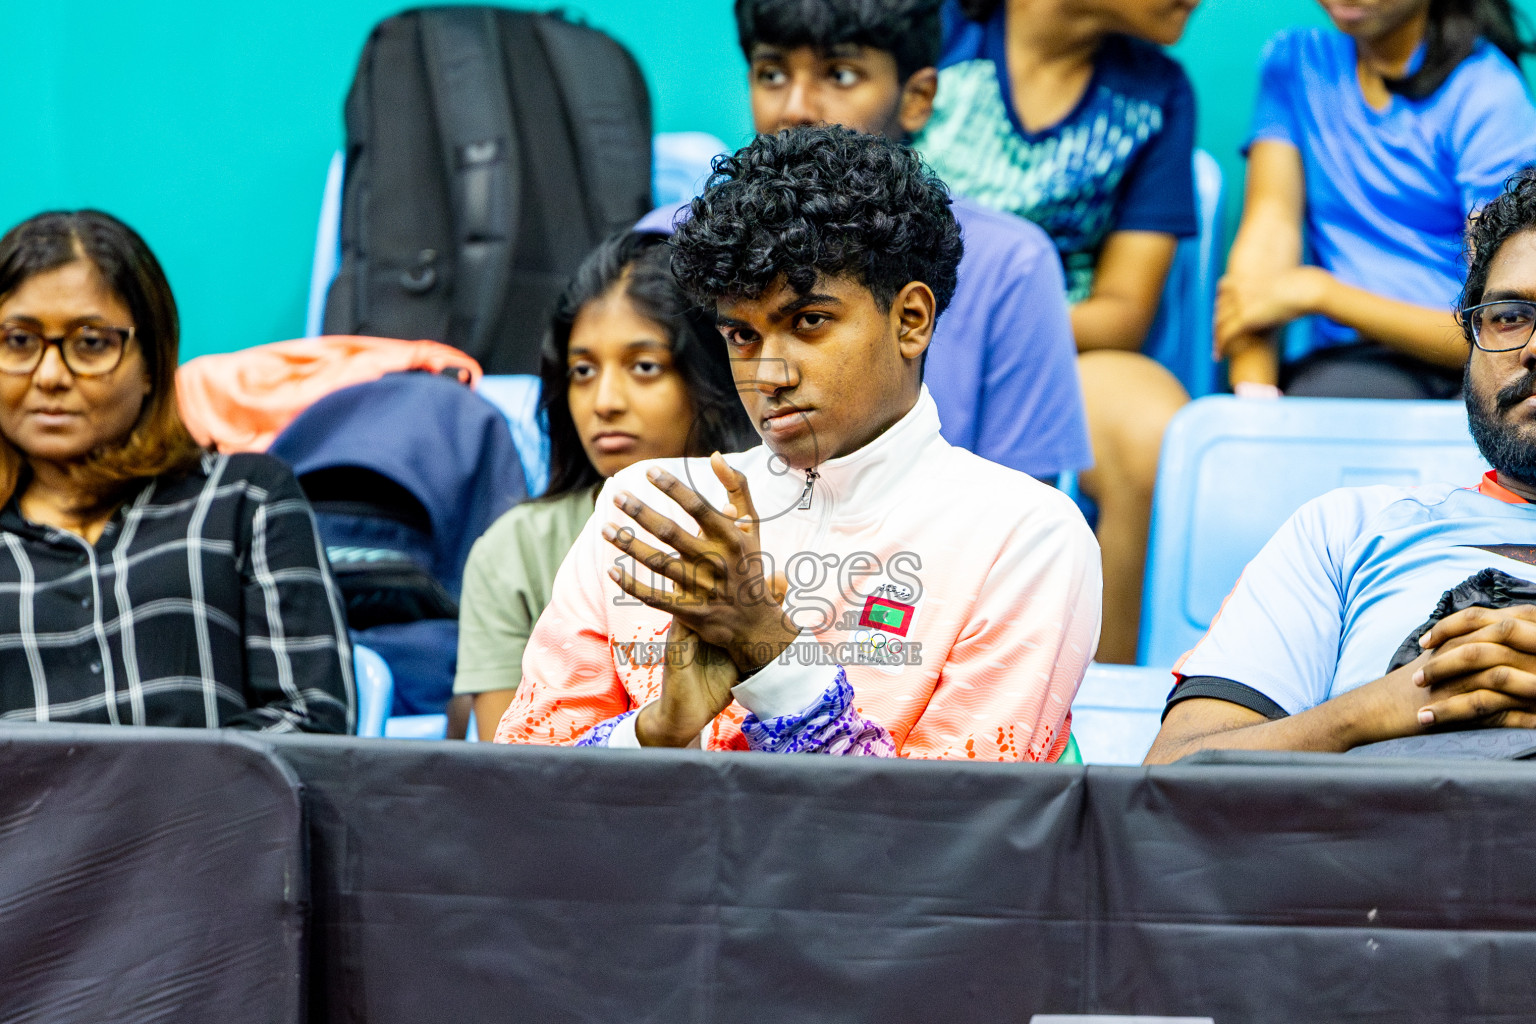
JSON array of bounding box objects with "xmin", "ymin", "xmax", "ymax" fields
[{"xmin": 1173, "ymin": 473, "xmax": 1536, "ymax": 716}]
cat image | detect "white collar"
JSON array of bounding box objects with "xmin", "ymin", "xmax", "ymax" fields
[{"xmin": 742, "ymin": 386, "xmax": 946, "ymax": 515}]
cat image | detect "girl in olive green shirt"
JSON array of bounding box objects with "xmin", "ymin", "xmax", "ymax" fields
[{"xmin": 455, "ymin": 232, "xmax": 755, "ymax": 738}]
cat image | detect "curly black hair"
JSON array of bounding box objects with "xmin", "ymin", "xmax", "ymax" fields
[
  {"xmin": 734, "ymin": 0, "xmax": 946, "ymax": 82},
  {"xmin": 670, "ymin": 126, "xmax": 963, "ymax": 319},
  {"xmin": 1459, "ymin": 167, "xmax": 1536, "ymax": 342}
]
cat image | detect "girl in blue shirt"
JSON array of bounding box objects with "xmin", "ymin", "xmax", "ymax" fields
[
  {"xmin": 915, "ymin": 0, "xmax": 1201, "ymax": 662},
  {"xmin": 1220, "ymin": 0, "xmax": 1536, "ymax": 398}
]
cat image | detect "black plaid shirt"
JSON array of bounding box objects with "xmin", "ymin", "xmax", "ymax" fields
[{"xmin": 0, "ymin": 453, "xmax": 353, "ymax": 732}]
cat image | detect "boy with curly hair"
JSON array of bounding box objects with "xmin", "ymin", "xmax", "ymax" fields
[{"xmin": 497, "ymin": 127, "xmax": 1100, "ymax": 760}]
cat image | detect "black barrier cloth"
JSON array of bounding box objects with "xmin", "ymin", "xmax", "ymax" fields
[
  {"xmin": 269, "ymin": 738, "xmax": 1088, "ymax": 1022},
  {"xmin": 1095, "ymin": 752, "xmax": 1536, "ymax": 1023},
  {"xmin": 267, "ymin": 738, "xmax": 1536, "ymax": 1024},
  {"xmin": 0, "ymin": 725, "xmax": 304, "ymax": 1024}
]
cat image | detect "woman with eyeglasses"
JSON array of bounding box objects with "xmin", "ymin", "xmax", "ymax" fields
[
  {"xmin": 0, "ymin": 210, "xmax": 352, "ymax": 731},
  {"xmin": 1219, "ymin": 0, "xmax": 1536, "ymax": 399}
]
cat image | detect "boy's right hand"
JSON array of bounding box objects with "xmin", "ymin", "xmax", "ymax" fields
[{"xmin": 635, "ymin": 618, "xmax": 739, "ymax": 748}]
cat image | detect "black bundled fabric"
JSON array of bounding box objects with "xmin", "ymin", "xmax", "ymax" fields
[
  {"xmin": 1347, "ymin": 727, "xmax": 1536, "ymax": 759},
  {"xmin": 322, "ymin": 6, "xmax": 653, "ymax": 373},
  {"xmin": 1386, "ymin": 566, "xmax": 1536, "ymax": 672},
  {"xmin": 0, "ymin": 726, "xmax": 304, "ymax": 1024},
  {"xmin": 1351, "ymin": 567, "xmax": 1536, "ymax": 760},
  {"xmin": 266, "ymin": 738, "xmax": 1536, "ymax": 1023}
]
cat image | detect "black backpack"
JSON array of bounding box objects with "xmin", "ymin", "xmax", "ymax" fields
[{"xmin": 323, "ymin": 6, "xmax": 653, "ymax": 374}]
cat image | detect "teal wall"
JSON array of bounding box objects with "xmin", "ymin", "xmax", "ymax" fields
[{"xmin": 5, "ymin": 0, "xmax": 1534, "ymax": 360}]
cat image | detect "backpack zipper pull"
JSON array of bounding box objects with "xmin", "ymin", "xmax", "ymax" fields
[{"xmin": 797, "ymin": 469, "xmax": 819, "ymax": 510}]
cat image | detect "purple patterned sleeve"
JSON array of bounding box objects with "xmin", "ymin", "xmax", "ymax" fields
[
  {"xmin": 740, "ymin": 669, "xmax": 896, "ymax": 756},
  {"xmin": 575, "ymin": 710, "xmax": 638, "ymax": 747}
]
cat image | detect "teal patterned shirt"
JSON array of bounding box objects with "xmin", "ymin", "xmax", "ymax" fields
[{"xmin": 916, "ymin": 7, "xmax": 1197, "ymax": 301}]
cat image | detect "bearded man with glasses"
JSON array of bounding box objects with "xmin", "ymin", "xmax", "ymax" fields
[{"xmin": 1147, "ymin": 169, "xmax": 1536, "ymax": 761}]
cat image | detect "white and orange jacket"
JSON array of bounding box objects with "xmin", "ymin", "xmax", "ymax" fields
[{"xmin": 495, "ymin": 389, "xmax": 1101, "ymax": 761}]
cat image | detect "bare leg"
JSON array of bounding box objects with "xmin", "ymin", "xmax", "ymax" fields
[
  {"xmin": 471, "ymin": 689, "xmax": 517, "ymax": 742},
  {"xmin": 445, "ymin": 693, "xmax": 474, "ymax": 740},
  {"xmin": 1076, "ymin": 350, "xmax": 1189, "ymax": 664}
]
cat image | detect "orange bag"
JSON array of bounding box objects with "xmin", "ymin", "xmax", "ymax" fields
[{"xmin": 177, "ymin": 336, "xmax": 483, "ymax": 452}]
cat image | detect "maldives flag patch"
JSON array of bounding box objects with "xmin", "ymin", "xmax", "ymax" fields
[{"xmin": 858, "ymin": 595, "xmax": 916, "ymax": 637}]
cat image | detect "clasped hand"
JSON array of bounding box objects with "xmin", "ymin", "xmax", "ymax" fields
[
  {"xmin": 1409, "ymin": 605, "xmax": 1536, "ymax": 730},
  {"xmin": 1214, "ymin": 265, "xmax": 1328, "ymax": 357},
  {"xmin": 601, "ymin": 454, "xmax": 798, "ymax": 746}
]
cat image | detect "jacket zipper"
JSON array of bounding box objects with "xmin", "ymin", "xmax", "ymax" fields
[{"xmin": 796, "ymin": 468, "xmax": 820, "ymax": 510}]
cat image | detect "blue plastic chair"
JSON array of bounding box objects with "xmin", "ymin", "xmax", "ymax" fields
[
  {"xmin": 1069, "ymin": 663, "xmax": 1174, "ymax": 764},
  {"xmin": 1142, "ymin": 149, "xmax": 1226, "ymax": 399},
  {"xmin": 305, "ymin": 151, "xmax": 345, "ymax": 339},
  {"xmin": 477, "ymin": 374, "xmax": 549, "ymax": 497},
  {"xmin": 356, "ymin": 644, "xmax": 462, "ymax": 741},
  {"xmin": 384, "ymin": 714, "xmax": 449, "ymax": 740},
  {"xmin": 353, "ymin": 644, "xmax": 393, "ymax": 738},
  {"xmin": 652, "ymin": 130, "xmax": 728, "ymax": 207},
  {"xmin": 1138, "ymin": 396, "xmax": 1490, "ymax": 667}
]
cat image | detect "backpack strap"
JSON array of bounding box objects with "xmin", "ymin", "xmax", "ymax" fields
[
  {"xmin": 528, "ymin": 13, "xmax": 653, "ymax": 237},
  {"xmin": 418, "ymin": 7, "xmax": 519, "ymax": 358}
]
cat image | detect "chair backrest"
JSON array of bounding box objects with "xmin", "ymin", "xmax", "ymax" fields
[
  {"xmin": 652, "ymin": 131, "xmax": 727, "ymax": 208},
  {"xmin": 477, "ymin": 374, "xmax": 549, "ymax": 497},
  {"xmin": 354, "ymin": 644, "xmax": 393, "ymax": 737},
  {"xmin": 383, "ymin": 714, "xmax": 450, "ymax": 740},
  {"xmin": 305, "ymin": 152, "xmax": 346, "ymax": 339},
  {"xmin": 1069, "ymin": 664, "xmax": 1174, "ymax": 764},
  {"xmin": 1141, "ymin": 149, "xmax": 1225, "ymax": 399},
  {"xmin": 1139, "ymin": 395, "xmax": 1489, "ymax": 667}
]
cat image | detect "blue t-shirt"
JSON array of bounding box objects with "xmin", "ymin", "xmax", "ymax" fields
[
  {"xmin": 1175, "ymin": 474, "xmax": 1536, "ymax": 716},
  {"xmin": 636, "ymin": 198, "xmax": 1092, "ymax": 479},
  {"xmin": 1250, "ymin": 28, "xmax": 1536, "ymax": 360},
  {"xmin": 915, "ymin": 2, "xmax": 1198, "ymax": 301}
]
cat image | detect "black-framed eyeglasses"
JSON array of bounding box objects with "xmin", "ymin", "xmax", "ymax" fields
[
  {"xmin": 0, "ymin": 323, "xmax": 133, "ymax": 377},
  {"xmin": 1463, "ymin": 300, "xmax": 1536, "ymax": 353}
]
